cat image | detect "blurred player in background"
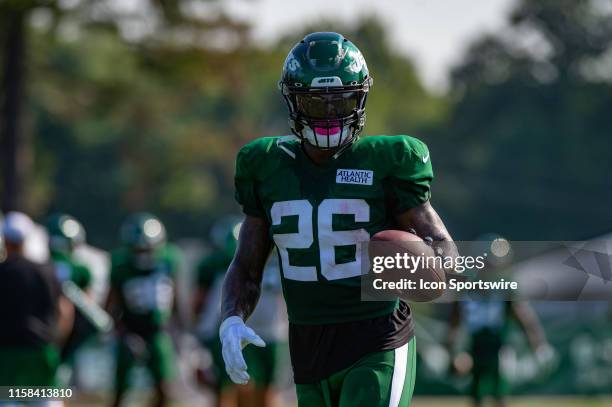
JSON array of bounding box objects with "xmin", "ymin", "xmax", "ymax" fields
[
  {"xmin": 106, "ymin": 213, "xmax": 182, "ymax": 407},
  {"xmin": 194, "ymin": 219, "xmax": 287, "ymax": 407},
  {"xmin": 447, "ymin": 300, "xmax": 555, "ymax": 407},
  {"xmin": 0, "ymin": 212, "xmax": 74, "ymax": 391},
  {"xmin": 446, "ymin": 237, "xmax": 556, "ymax": 407},
  {"xmin": 46, "ymin": 214, "xmax": 95, "ymax": 367},
  {"xmin": 47, "ymin": 214, "xmax": 92, "ymax": 293}
]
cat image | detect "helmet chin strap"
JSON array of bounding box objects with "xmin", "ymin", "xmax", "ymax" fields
[{"xmin": 332, "ymin": 135, "xmax": 358, "ymax": 159}]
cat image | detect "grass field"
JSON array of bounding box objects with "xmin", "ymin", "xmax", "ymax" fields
[
  {"xmin": 69, "ymin": 395, "xmax": 612, "ymax": 407},
  {"xmin": 412, "ymin": 397, "xmax": 612, "ymax": 407}
]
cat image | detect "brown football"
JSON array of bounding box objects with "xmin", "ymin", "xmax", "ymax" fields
[{"xmin": 369, "ymin": 230, "xmax": 446, "ymax": 302}]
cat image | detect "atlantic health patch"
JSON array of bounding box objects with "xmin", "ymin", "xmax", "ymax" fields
[{"xmin": 336, "ymin": 169, "xmax": 374, "ymax": 185}]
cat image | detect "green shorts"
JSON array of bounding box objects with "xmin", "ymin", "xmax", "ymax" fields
[
  {"xmin": 115, "ymin": 332, "xmax": 176, "ymax": 392},
  {"xmin": 296, "ymin": 338, "xmax": 416, "ymax": 407},
  {"xmin": 243, "ymin": 342, "xmax": 283, "ymax": 388},
  {"xmin": 0, "ymin": 345, "xmax": 59, "ymax": 386},
  {"xmin": 470, "ymin": 332, "xmax": 507, "ymax": 400},
  {"xmin": 205, "ymin": 338, "xmax": 283, "ymax": 390}
]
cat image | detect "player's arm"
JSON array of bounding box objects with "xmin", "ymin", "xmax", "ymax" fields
[
  {"xmin": 57, "ymin": 294, "xmax": 75, "ymax": 345},
  {"xmin": 445, "ymin": 301, "xmax": 462, "ymax": 349},
  {"xmin": 221, "ymin": 215, "xmax": 272, "ymax": 321},
  {"xmin": 445, "ymin": 302, "xmax": 473, "ymax": 375},
  {"xmin": 510, "ymin": 301, "xmax": 547, "ymax": 351},
  {"xmin": 387, "ymin": 136, "xmax": 458, "ymax": 267},
  {"xmin": 395, "ymin": 201, "xmax": 459, "ymax": 261},
  {"xmin": 46, "ymin": 265, "xmax": 75, "ymax": 345},
  {"xmin": 219, "ymin": 215, "xmax": 271, "ymax": 385},
  {"xmin": 510, "ymin": 302, "xmax": 556, "ymax": 370}
]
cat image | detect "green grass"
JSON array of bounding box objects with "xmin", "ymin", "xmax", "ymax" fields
[
  {"xmin": 68, "ymin": 395, "xmax": 612, "ymax": 407},
  {"xmin": 413, "ymin": 397, "xmax": 612, "ymax": 407}
]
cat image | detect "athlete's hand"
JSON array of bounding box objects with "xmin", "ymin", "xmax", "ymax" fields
[
  {"xmin": 535, "ymin": 343, "xmax": 558, "ymax": 375},
  {"xmin": 219, "ymin": 316, "xmax": 266, "ymax": 384}
]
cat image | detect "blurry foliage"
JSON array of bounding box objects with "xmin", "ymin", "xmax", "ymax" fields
[
  {"xmin": 435, "ymin": 0, "xmax": 612, "ymax": 240},
  {"xmin": 1, "ymin": 0, "xmax": 611, "ymax": 246},
  {"xmin": 2, "ymin": 1, "xmax": 442, "ymax": 247}
]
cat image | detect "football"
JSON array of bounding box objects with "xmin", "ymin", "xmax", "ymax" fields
[{"xmin": 369, "ymin": 230, "xmax": 446, "ymax": 302}]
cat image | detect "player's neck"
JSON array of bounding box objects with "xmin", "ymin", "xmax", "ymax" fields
[{"xmin": 302, "ymin": 142, "xmax": 339, "ymax": 166}]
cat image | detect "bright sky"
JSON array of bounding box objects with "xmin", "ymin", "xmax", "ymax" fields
[{"xmin": 222, "ymin": 0, "xmax": 518, "ymax": 91}]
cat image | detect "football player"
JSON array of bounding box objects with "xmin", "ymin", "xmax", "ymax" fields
[
  {"xmin": 106, "ymin": 213, "xmax": 181, "ymax": 407},
  {"xmin": 447, "ymin": 300, "xmax": 554, "ymax": 407},
  {"xmin": 0, "ymin": 212, "xmax": 74, "ymax": 391},
  {"xmin": 219, "ymin": 32, "xmax": 458, "ymax": 407},
  {"xmin": 47, "ymin": 213, "xmax": 92, "ymax": 294},
  {"xmin": 47, "ymin": 213, "xmax": 95, "ymax": 379}
]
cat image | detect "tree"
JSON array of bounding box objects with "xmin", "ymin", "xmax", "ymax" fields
[
  {"xmin": 0, "ymin": 1, "xmax": 39, "ymax": 212},
  {"xmin": 440, "ymin": 0, "xmax": 612, "ymax": 240}
]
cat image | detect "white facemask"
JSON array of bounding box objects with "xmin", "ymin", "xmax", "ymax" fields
[{"xmin": 301, "ymin": 124, "xmax": 353, "ymax": 149}]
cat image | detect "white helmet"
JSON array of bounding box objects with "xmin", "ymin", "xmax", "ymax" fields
[{"xmin": 1, "ymin": 211, "xmax": 34, "ymax": 244}]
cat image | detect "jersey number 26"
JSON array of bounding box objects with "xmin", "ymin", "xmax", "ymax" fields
[{"xmin": 271, "ymin": 199, "xmax": 370, "ymax": 282}]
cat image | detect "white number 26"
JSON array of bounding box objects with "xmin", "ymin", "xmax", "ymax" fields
[{"xmin": 270, "ymin": 199, "xmax": 370, "ymax": 282}]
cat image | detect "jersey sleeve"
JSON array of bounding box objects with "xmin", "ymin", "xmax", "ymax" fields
[
  {"xmin": 386, "ymin": 136, "xmax": 433, "ymax": 214},
  {"xmin": 234, "ymin": 143, "xmax": 266, "ymax": 218}
]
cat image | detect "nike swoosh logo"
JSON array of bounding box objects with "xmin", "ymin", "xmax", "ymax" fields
[{"xmin": 422, "ymin": 153, "xmax": 430, "ymax": 163}]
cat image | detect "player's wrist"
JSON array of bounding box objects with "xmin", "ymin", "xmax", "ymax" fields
[{"xmin": 219, "ymin": 315, "xmax": 245, "ymax": 338}]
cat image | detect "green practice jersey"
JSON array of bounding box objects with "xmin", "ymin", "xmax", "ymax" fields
[
  {"xmin": 110, "ymin": 245, "xmax": 180, "ymax": 335},
  {"xmin": 51, "ymin": 251, "xmax": 92, "ymax": 290},
  {"xmin": 235, "ymin": 135, "xmax": 433, "ymax": 325}
]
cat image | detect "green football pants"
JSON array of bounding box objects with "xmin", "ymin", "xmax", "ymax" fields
[
  {"xmin": 296, "ymin": 338, "xmax": 416, "ymax": 407},
  {"xmin": 115, "ymin": 332, "xmax": 176, "ymax": 392},
  {"xmin": 0, "ymin": 345, "xmax": 59, "ymax": 386}
]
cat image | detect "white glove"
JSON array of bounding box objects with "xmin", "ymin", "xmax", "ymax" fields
[{"xmin": 219, "ymin": 316, "xmax": 266, "ymax": 384}]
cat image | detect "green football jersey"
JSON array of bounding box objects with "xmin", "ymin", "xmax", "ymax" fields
[
  {"xmin": 110, "ymin": 245, "xmax": 181, "ymax": 334},
  {"xmin": 235, "ymin": 135, "xmax": 433, "ymax": 325},
  {"xmin": 51, "ymin": 250, "xmax": 92, "ymax": 290}
]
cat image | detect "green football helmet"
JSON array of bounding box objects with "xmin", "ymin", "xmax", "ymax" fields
[
  {"xmin": 120, "ymin": 212, "xmax": 166, "ymax": 250},
  {"xmin": 46, "ymin": 213, "xmax": 86, "ymax": 253},
  {"xmin": 279, "ymin": 32, "xmax": 373, "ymax": 150}
]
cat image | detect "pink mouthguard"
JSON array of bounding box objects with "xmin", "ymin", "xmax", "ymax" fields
[{"xmin": 314, "ymin": 126, "xmax": 341, "ymax": 135}]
